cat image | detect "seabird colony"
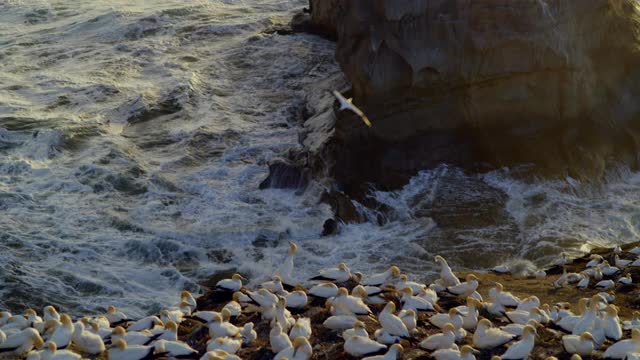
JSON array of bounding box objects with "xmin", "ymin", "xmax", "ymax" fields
[{"xmin": 1, "ymin": 241, "xmax": 640, "ymax": 359}]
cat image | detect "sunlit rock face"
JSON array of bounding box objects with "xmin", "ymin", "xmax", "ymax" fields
[{"xmin": 309, "ymin": 0, "xmax": 640, "ymax": 195}]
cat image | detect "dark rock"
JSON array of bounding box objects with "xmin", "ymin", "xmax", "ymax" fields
[
  {"xmin": 259, "ymin": 159, "xmax": 310, "ymax": 190},
  {"xmin": 319, "ymin": 191, "xmax": 362, "ymax": 223},
  {"xmin": 303, "ymin": 0, "xmax": 640, "ymax": 198},
  {"xmin": 321, "ymin": 218, "xmax": 338, "ymax": 236}
]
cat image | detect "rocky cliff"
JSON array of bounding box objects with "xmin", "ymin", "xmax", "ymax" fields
[{"xmin": 304, "ymin": 0, "xmax": 640, "ymax": 198}]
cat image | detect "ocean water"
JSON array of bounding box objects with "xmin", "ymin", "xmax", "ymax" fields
[{"xmin": 1, "ymin": 0, "xmax": 640, "ymax": 318}]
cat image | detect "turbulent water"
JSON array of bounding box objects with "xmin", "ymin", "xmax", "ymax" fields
[{"xmin": 2, "ymin": 0, "xmax": 640, "ymax": 317}]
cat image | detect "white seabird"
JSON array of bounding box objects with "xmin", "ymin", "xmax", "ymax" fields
[
  {"xmin": 261, "ymin": 275, "xmax": 286, "ymax": 295},
  {"xmin": 310, "ymin": 263, "xmax": 353, "ymax": 283},
  {"xmin": 240, "ymin": 322, "xmax": 257, "ymax": 345},
  {"xmin": 108, "ymin": 339, "xmax": 155, "ymax": 360},
  {"xmin": 362, "ymin": 343, "xmax": 403, "ymax": 360},
  {"xmin": 435, "ymin": 255, "xmax": 461, "ymax": 287},
  {"xmin": 429, "ymin": 308, "xmax": 463, "ymax": 330},
  {"xmin": 489, "ymin": 283, "xmax": 520, "ymax": 307},
  {"xmin": 151, "ymin": 320, "xmax": 179, "ymax": 341},
  {"xmin": 323, "ymin": 315, "xmax": 358, "ymax": 330},
  {"xmin": 0, "ymin": 328, "xmax": 44, "ymax": 356},
  {"xmin": 362, "ymin": 266, "xmax": 401, "ymax": 286},
  {"xmin": 273, "ymin": 336, "xmax": 312, "ymax": 360},
  {"xmin": 618, "ymin": 273, "xmax": 633, "ymax": 286},
  {"xmin": 378, "ymin": 302, "xmax": 409, "ymax": 338},
  {"xmin": 393, "ymin": 275, "xmax": 426, "ymax": 295},
  {"xmin": 222, "ymin": 301, "xmax": 242, "ymax": 318},
  {"xmin": 270, "ymin": 323, "xmax": 292, "ymax": 354},
  {"xmin": 398, "ymin": 309, "xmax": 417, "ymax": 334},
  {"xmin": 181, "ymin": 291, "xmax": 198, "ymax": 312},
  {"xmin": 48, "ymin": 314, "xmax": 74, "ymax": 349},
  {"xmin": 400, "ymin": 287, "xmax": 435, "ymax": 312},
  {"xmin": 603, "ymin": 328, "xmax": 640, "ymax": 359},
  {"xmin": 342, "ymin": 320, "xmax": 368, "ymax": 339},
  {"xmin": 206, "ymin": 336, "xmax": 242, "ymax": 354},
  {"xmin": 623, "ymin": 311, "xmax": 640, "ymax": 330},
  {"xmin": 71, "ymin": 321, "xmax": 105, "ymax": 355},
  {"xmin": 284, "ymin": 290, "xmax": 308, "ymax": 309},
  {"xmin": 432, "ymin": 345, "xmax": 478, "ymax": 360},
  {"xmin": 332, "ymin": 288, "xmax": 372, "ymax": 315},
  {"xmin": 111, "ymin": 327, "xmax": 159, "ymax": 346},
  {"xmin": 41, "ymin": 341, "xmax": 81, "ymax": 360},
  {"xmin": 344, "ymin": 335, "xmax": 386, "ymax": 357},
  {"xmin": 614, "ymin": 255, "xmax": 631, "ymax": 267},
  {"xmin": 274, "ymin": 241, "xmax": 298, "ymax": 284},
  {"xmin": 208, "ymin": 313, "xmax": 240, "ymax": 339},
  {"xmin": 419, "ymin": 323, "xmax": 456, "ymax": 351},
  {"xmin": 216, "ymin": 274, "xmax": 245, "ymax": 292},
  {"xmin": 200, "ymin": 349, "xmax": 242, "ymax": 360},
  {"xmin": 105, "ymin": 305, "xmax": 128, "ymax": 325},
  {"xmin": 446, "ymin": 274, "xmax": 479, "ymax": 297},
  {"xmin": 456, "ymin": 297, "xmax": 481, "ymax": 330},
  {"xmin": 595, "ymin": 279, "xmax": 615, "ymax": 290},
  {"xmin": 473, "ymin": 318, "xmax": 517, "ymax": 350},
  {"xmin": 562, "ymin": 332, "xmax": 595, "ymax": 356},
  {"xmin": 290, "ymin": 317, "xmax": 312, "ymax": 339},
  {"xmin": 332, "ymin": 90, "xmax": 372, "ymax": 127},
  {"xmin": 501, "ymin": 325, "xmax": 536, "ymax": 360},
  {"xmin": 308, "ymin": 283, "xmax": 339, "ymax": 299},
  {"xmin": 374, "ymin": 329, "xmax": 402, "ymax": 345},
  {"xmin": 603, "ymin": 304, "xmax": 622, "ymax": 341},
  {"xmin": 127, "ymin": 316, "xmax": 163, "ymax": 332}
]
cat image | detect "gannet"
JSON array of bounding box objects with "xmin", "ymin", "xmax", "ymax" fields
[
  {"xmin": 352, "ymin": 285, "xmax": 387, "ymax": 305},
  {"xmin": 270, "ymin": 323, "xmax": 292, "ymax": 353},
  {"xmin": 0, "ymin": 328, "xmax": 5, "ymax": 345},
  {"xmin": 572, "ymin": 296, "xmax": 602, "ymax": 335},
  {"xmin": 363, "ymin": 344, "xmax": 403, "ymax": 360},
  {"xmin": 43, "ymin": 307, "xmax": 60, "ymax": 323},
  {"xmin": 435, "ymin": 256, "xmax": 461, "ymax": 287},
  {"xmin": 489, "ymin": 283, "xmax": 520, "ymax": 307},
  {"xmin": 345, "ymin": 335, "xmax": 386, "ymax": 357},
  {"xmin": 332, "ymin": 90, "xmax": 372, "ymax": 127},
  {"xmin": 623, "ymin": 311, "xmax": 640, "ymax": 330},
  {"xmin": 492, "ymin": 265, "xmax": 510, "ymax": 274},
  {"xmin": 208, "ymin": 313, "xmax": 240, "ymax": 338},
  {"xmin": 111, "ymin": 327, "xmax": 160, "ymax": 346},
  {"xmin": 603, "ymin": 305, "xmax": 622, "ymax": 341},
  {"xmin": 420, "ymin": 323, "xmax": 456, "ymax": 350},
  {"xmin": 217, "ymin": 274, "xmax": 245, "ymax": 292},
  {"xmin": 584, "ymin": 267, "xmax": 603, "ymax": 281},
  {"xmin": 262, "ymin": 276, "xmax": 286, "ymax": 295},
  {"xmin": 562, "ymin": 332, "xmax": 595, "ymax": 356},
  {"xmin": 323, "ymin": 315, "xmax": 358, "ymax": 330},
  {"xmin": 556, "ymin": 299, "xmax": 590, "ymax": 333},
  {"xmin": 446, "ymin": 274, "xmax": 478, "ymax": 297},
  {"xmin": 398, "ymin": 309, "xmax": 417, "ymax": 334},
  {"xmin": 586, "ymin": 255, "xmax": 603, "ymax": 268},
  {"xmin": 600, "ymin": 261, "xmax": 620, "ymax": 276},
  {"xmin": 614, "ymin": 255, "xmax": 631, "ymax": 267},
  {"xmin": 275, "ymin": 241, "xmax": 297, "ymax": 281},
  {"xmin": 310, "ymin": 263, "xmax": 352, "ymax": 283},
  {"xmin": 603, "ymin": 328, "xmax": 640, "ymax": 358},
  {"xmin": 432, "ymin": 345, "xmax": 478, "ymax": 360},
  {"xmin": 631, "ymin": 246, "xmax": 640, "ymax": 255},
  {"xmin": 308, "ymin": 283, "xmax": 339, "ymax": 298},
  {"xmin": 206, "ymin": 337, "xmax": 242, "ymax": 354},
  {"xmin": 159, "ymin": 308, "xmax": 184, "ymax": 324},
  {"xmin": 128, "ymin": 316, "xmax": 163, "ymax": 332},
  {"xmin": 273, "ymin": 336, "xmax": 312, "ymax": 360},
  {"xmin": 332, "ymin": 288, "xmax": 371, "ymax": 315},
  {"xmin": 618, "ymin": 273, "xmax": 633, "ymax": 285},
  {"xmin": 553, "ymin": 268, "xmax": 569, "ymax": 288},
  {"xmin": 108, "ymin": 339, "xmax": 155, "ymax": 360},
  {"xmin": 0, "ymin": 312, "xmax": 11, "ymax": 327},
  {"xmin": 379, "ymin": 302, "xmax": 409, "ymax": 338},
  {"xmin": 501, "ymin": 325, "xmax": 536, "ymax": 359},
  {"xmin": 48, "ymin": 314, "xmax": 73, "ymax": 349},
  {"xmin": 456, "ymin": 297, "xmax": 480, "ymax": 330},
  {"xmin": 271, "ymin": 297, "xmax": 295, "ymax": 332},
  {"xmin": 394, "ymin": 275, "xmax": 426, "ymax": 295},
  {"xmin": 576, "ymin": 273, "xmax": 589, "ymax": 289},
  {"xmin": 105, "ymin": 305, "xmax": 128, "ymax": 325},
  {"xmin": 0, "ymin": 328, "xmax": 44, "ymax": 356},
  {"xmin": 284, "ymin": 290, "xmax": 308, "ymax": 309},
  {"xmin": 189, "ymin": 310, "xmax": 223, "ymax": 323},
  {"xmin": 505, "ymin": 307, "xmax": 547, "ymax": 325},
  {"xmin": 41, "ymin": 341, "xmax": 81, "ymax": 360},
  {"xmin": 201, "ymin": 349, "xmax": 242, "ymax": 360},
  {"xmin": 473, "ymin": 319, "xmax": 517, "ymax": 349},
  {"xmin": 342, "ymin": 320, "xmax": 368, "ymax": 339},
  {"xmin": 289, "ymin": 317, "xmax": 311, "ymax": 339},
  {"xmin": 429, "ymin": 308, "xmax": 463, "ymax": 330},
  {"xmin": 374, "ymin": 329, "xmax": 402, "ymax": 345},
  {"xmin": 181, "ymin": 291, "xmax": 198, "ymax": 312},
  {"xmin": 240, "ymin": 322, "xmax": 257, "ymax": 345},
  {"xmin": 631, "ymin": 257, "xmax": 640, "ymax": 267},
  {"xmin": 400, "ymin": 287, "xmax": 435, "ymax": 312},
  {"xmin": 247, "ymin": 289, "xmax": 278, "ymax": 308},
  {"xmin": 420, "ymin": 287, "xmax": 439, "ymax": 305},
  {"xmin": 500, "ymin": 319, "xmax": 540, "ymax": 337},
  {"xmin": 151, "ymin": 321, "xmax": 178, "ymax": 341},
  {"xmin": 595, "ymin": 279, "xmax": 615, "ymax": 290},
  {"xmin": 232, "ymin": 291, "xmax": 253, "ymax": 305},
  {"xmin": 222, "ymin": 301, "xmax": 242, "ymax": 319},
  {"xmin": 484, "ymin": 301, "xmax": 507, "ymax": 317},
  {"xmin": 71, "ymin": 321, "xmax": 105, "ymax": 354},
  {"xmin": 362, "ymin": 266, "xmax": 401, "ymax": 286}
]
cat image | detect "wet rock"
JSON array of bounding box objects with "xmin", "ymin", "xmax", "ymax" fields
[
  {"xmin": 321, "ymin": 218, "xmax": 338, "ymax": 236},
  {"xmin": 319, "ymin": 190, "xmax": 362, "ymax": 223},
  {"xmin": 259, "ymin": 159, "xmax": 310, "ymax": 190}
]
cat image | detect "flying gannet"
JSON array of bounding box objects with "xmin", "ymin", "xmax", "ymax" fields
[{"xmin": 332, "ymin": 90, "xmax": 372, "ymax": 127}]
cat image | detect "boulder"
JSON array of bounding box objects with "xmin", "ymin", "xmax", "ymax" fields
[{"xmin": 310, "ymin": 0, "xmax": 640, "ymax": 195}]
